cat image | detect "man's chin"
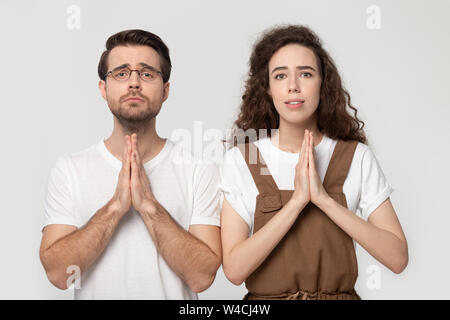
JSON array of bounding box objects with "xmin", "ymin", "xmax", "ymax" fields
[
  {"xmin": 118, "ymin": 114, "xmax": 153, "ymax": 123},
  {"xmin": 118, "ymin": 107, "xmax": 153, "ymax": 121},
  {"xmin": 108, "ymin": 103, "xmax": 160, "ymax": 127},
  {"xmin": 115, "ymin": 109, "xmax": 159, "ymax": 125}
]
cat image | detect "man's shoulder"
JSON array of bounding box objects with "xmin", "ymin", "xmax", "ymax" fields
[
  {"xmin": 166, "ymin": 139, "xmax": 220, "ymax": 178},
  {"xmin": 167, "ymin": 139, "xmax": 213, "ymax": 166},
  {"xmin": 53, "ymin": 141, "xmax": 102, "ymax": 171}
]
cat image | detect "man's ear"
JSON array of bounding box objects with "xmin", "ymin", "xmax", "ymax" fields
[
  {"xmin": 162, "ymin": 82, "xmax": 170, "ymax": 102},
  {"xmin": 98, "ymin": 80, "xmax": 107, "ymax": 100}
]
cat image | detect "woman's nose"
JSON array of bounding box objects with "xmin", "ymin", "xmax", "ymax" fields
[{"xmin": 288, "ymin": 77, "xmax": 301, "ymax": 93}]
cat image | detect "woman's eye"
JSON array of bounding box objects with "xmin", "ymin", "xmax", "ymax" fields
[
  {"xmin": 274, "ymin": 74, "xmax": 286, "ymax": 80},
  {"xmin": 300, "ymin": 72, "xmax": 312, "ymax": 78}
]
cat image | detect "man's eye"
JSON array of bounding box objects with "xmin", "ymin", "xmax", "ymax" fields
[
  {"xmin": 140, "ymin": 68, "xmax": 157, "ymax": 80},
  {"xmin": 114, "ymin": 70, "xmax": 129, "ymax": 78}
]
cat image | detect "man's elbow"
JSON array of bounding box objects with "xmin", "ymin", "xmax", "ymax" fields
[
  {"xmin": 40, "ymin": 250, "xmax": 71, "ymax": 290},
  {"xmin": 189, "ymin": 257, "xmax": 221, "ymax": 293},
  {"xmin": 189, "ymin": 273, "xmax": 217, "ymax": 293},
  {"xmin": 46, "ymin": 270, "xmax": 70, "ymax": 290}
]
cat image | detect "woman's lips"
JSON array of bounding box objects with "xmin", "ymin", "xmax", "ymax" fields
[{"xmin": 285, "ymin": 100, "xmax": 304, "ymax": 109}]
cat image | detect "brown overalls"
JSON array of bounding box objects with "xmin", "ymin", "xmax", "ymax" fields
[{"xmin": 238, "ymin": 139, "xmax": 361, "ymax": 300}]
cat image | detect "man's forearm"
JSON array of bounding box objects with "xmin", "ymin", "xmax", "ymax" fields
[
  {"xmin": 41, "ymin": 201, "xmax": 123, "ymax": 289},
  {"xmin": 139, "ymin": 199, "xmax": 221, "ymax": 293}
]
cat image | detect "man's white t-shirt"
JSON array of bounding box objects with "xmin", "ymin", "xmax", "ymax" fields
[
  {"xmin": 43, "ymin": 138, "xmax": 222, "ymax": 300},
  {"xmin": 220, "ymin": 134, "xmax": 394, "ymax": 236}
]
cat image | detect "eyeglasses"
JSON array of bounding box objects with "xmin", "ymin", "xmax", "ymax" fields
[{"xmin": 105, "ymin": 66, "xmax": 162, "ymax": 82}]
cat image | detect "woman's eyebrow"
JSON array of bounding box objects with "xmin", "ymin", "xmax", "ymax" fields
[
  {"xmin": 271, "ymin": 65, "xmax": 316, "ymax": 74},
  {"xmin": 297, "ymin": 65, "xmax": 316, "ymax": 72}
]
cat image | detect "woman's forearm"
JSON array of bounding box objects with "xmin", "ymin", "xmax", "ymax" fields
[
  {"xmin": 223, "ymin": 198, "xmax": 307, "ymax": 285},
  {"xmin": 316, "ymin": 196, "xmax": 408, "ymax": 274}
]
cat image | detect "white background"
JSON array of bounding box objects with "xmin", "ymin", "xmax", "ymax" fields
[{"xmin": 0, "ymin": 0, "xmax": 449, "ymax": 299}]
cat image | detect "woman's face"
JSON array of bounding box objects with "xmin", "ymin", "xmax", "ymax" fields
[{"xmin": 267, "ymin": 44, "xmax": 322, "ymax": 126}]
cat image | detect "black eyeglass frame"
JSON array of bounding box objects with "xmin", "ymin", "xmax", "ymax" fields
[{"xmin": 105, "ymin": 66, "xmax": 163, "ymax": 81}]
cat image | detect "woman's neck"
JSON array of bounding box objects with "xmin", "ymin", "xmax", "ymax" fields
[{"xmin": 270, "ymin": 120, "xmax": 323, "ymax": 153}]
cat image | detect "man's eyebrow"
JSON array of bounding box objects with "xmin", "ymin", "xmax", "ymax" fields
[
  {"xmin": 270, "ymin": 65, "xmax": 317, "ymax": 74},
  {"xmin": 110, "ymin": 63, "xmax": 130, "ymax": 71},
  {"xmin": 137, "ymin": 63, "xmax": 161, "ymax": 72},
  {"xmin": 110, "ymin": 63, "xmax": 160, "ymax": 72}
]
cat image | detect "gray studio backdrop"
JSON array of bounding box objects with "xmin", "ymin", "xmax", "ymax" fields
[{"xmin": 0, "ymin": 0, "xmax": 449, "ymax": 299}]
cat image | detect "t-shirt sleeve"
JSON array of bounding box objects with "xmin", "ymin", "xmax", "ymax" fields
[
  {"xmin": 43, "ymin": 155, "xmax": 79, "ymax": 230},
  {"xmin": 357, "ymin": 146, "xmax": 394, "ymax": 220},
  {"xmin": 190, "ymin": 162, "xmax": 222, "ymax": 227},
  {"xmin": 219, "ymin": 149, "xmax": 253, "ymax": 230}
]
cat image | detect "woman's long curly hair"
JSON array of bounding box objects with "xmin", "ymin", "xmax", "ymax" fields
[{"xmin": 226, "ymin": 25, "xmax": 367, "ymax": 147}]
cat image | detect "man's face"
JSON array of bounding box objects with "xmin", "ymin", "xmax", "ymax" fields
[{"xmin": 99, "ymin": 45, "xmax": 169, "ymax": 130}]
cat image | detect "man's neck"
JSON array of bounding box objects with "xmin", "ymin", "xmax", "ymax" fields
[{"xmin": 104, "ymin": 118, "xmax": 166, "ymax": 164}]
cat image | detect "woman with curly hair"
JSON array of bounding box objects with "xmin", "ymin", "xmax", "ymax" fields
[{"xmin": 220, "ymin": 25, "xmax": 408, "ymax": 300}]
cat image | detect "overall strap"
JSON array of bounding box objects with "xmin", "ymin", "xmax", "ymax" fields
[
  {"xmin": 322, "ymin": 140, "xmax": 359, "ymax": 194},
  {"xmin": 237, "ymin": 142, "xmax": 283, "ymax": 212},
  {"xmin": 237, "ymin": 142, "xmax": 280, "ymax": 194}
]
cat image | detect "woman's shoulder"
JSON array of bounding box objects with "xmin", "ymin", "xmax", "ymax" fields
[
  {"xmin": 222, "ymin": 144, "xmax": 247, "ymax": 168},
  {"xmin": 333, "ymin": 138, "xmax": 383, "ymax": 173},
  {"xmin": 222, "ymin": 137, "xmax": 265, "ymax": 163},
  {"xmin": 330, "ymin": 136, "xmax": 371, "ymax": 157},
  {"xmin": 351, "ymin": 140, "xmax": 374, "ymax": 162}
]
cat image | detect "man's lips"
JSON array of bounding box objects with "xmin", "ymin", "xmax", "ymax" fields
[{"xmin": 125, "ymin": 97, "xmax": 144, "ymax": 102}]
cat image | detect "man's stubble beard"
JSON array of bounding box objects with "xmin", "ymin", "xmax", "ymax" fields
[{"xmin": 108, "ymin": 97, "xmax": 161, "ymax": 134}]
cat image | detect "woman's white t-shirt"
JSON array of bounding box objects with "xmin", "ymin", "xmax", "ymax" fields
[{"xmin": 220, "ymin": 134, "xmax": 394, "ymax": 235}]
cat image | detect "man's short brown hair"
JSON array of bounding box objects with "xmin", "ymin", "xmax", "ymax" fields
[{"xmin": 98, "ymin": 29, "xmax": 171, "ymax": 83}]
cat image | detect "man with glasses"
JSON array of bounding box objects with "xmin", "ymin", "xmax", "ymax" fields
[{"xmin": 39, "ymin": 30, "xmax": 222, "ymax": 299}]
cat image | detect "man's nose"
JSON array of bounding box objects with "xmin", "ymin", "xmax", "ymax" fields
[{"xmin": 128, "ymin": 70, "xmax": 141, "ymax": 90}]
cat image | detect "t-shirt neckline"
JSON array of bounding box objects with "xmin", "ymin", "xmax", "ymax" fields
[
  {"xmin": 99, "ymin": 137, "xmax": 172, "ymax": 171},
  {"xmin": 261, "ymin": 132, "xmax": 330, "ymax": 159}
]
